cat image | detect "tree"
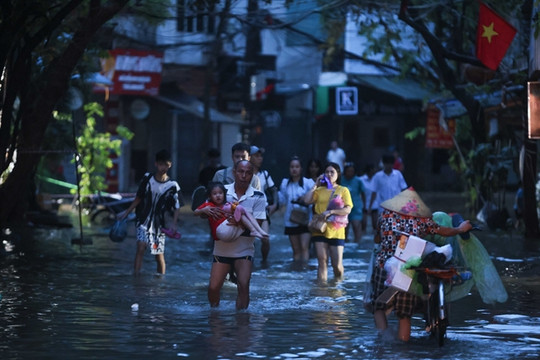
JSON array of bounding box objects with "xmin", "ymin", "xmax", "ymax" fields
[
  {"xmin": 339, "ymin": 0, "xmax": 539, "ymax": 237},
  {"xmin": 73, "ymin": 103, "xmax": 134, "ymax": 199},
  {"xmin": 0, "ymin": 0, "xmax": 132, "ymax": 224}
]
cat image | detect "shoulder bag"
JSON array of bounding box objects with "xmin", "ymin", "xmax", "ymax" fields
[
  {"xmin": 308, "ymin": 213, "xmax": 327, "ymax": 233},
  {"xmin": 307, "ymin": 187, "xmax": 336, "ymax": 233},
  {"xmin": 288, "ymin": 181, "xmax": 309, "ymax": 225},
  {"xmin": 290, "ymin": 206, "xmax": 309, "ymax": 225}
]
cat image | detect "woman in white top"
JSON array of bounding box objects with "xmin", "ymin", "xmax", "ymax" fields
[{"xmin": 278, "ymin": 156, "xmax": 315, "ymax": 263}]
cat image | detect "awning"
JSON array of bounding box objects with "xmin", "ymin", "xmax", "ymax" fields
[
  {"xmin": 432, "ymin": 85, "xmax": 523, "ymax": 119},
  {"xmin": 349, "ymin": 74, "xmax": 435, "ymax": 102},
  {"xmin": 155, "ymin": 93, "xmax": 242, "ymax": 124}
]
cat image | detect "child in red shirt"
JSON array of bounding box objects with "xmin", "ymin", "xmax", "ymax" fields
[{"xmin": 194, "ymin": 182, "xmax": 269, "ymax": 242}]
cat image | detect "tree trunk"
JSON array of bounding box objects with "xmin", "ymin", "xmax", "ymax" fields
[{"xmin": 0, "ymin": 0, "xmax": 129, "ymax": 225}]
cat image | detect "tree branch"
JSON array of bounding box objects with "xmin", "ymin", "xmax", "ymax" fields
[{"xmin": 399, "ymin": 0, "xmax": 484, "ymax": 138}]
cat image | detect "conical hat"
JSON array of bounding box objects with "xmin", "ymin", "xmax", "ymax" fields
[{"xmin": 380, "ymin": 187, "xmax": 432, "ymax": 218}]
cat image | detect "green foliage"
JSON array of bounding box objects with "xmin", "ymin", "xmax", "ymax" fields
[
  {"xmin": 446, "ymin": 115, "xmax": 518, "ymax": 212},
  {"xmin": 343, "ymin": 0, "xmax": 527, "ymax": 214},
  {"xmin": 404, "ymin": 126, "xmax": 425, "ymax": 141},
  {"xmin": 73, "ymin": 103, "xmax": 134, "ymax": 200},
  {"xmin": 461, "ymin": 142, "xmax": 516, "ymax": 210}
]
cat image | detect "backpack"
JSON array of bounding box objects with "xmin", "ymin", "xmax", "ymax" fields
[{"xmin": 262, "ymin": 170, "xmax": 276, "ymax": 206}]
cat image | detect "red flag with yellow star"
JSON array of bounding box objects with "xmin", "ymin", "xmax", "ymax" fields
[{"xmin": 476, "ymin": 3, "xmax": 517, "ymax": 70}]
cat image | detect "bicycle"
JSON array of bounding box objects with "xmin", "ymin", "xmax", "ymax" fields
[
  {"xmin": 412, "ymin": 265, "xmax": 471, "ymax": 346},
  {"xmin": 413, "ymin": 267, "xmax": 454, "ymax": 346},
  {"xmin": 387, "ymin": 230, "xmax": 472, "ymax": 346},
  {"xmin": 86, "ymin": 192, "xmax": 135, "ymax": 226}
]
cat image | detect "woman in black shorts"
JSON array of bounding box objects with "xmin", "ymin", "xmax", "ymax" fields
[{"xmin": 278, "ymin": 156, "xmax": 315, "ymax": 263}]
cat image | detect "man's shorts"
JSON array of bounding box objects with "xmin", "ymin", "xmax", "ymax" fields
[
  {"xmin": 212, "ymin": 255, "xmax": 253, "ymax": 264},
  {"xmin": 137, "ymin": 226, "xmax": 165, "ymax": 255}
]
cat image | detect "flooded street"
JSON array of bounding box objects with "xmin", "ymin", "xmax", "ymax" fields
[{"xmin": 1, "ymin": 207, "xmax": 540, "ymax": 359}]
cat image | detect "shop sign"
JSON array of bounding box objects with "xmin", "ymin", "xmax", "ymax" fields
[
  {"xmin": 94, "ymin": 49, "xmax": 163, "ymax": 96},
  {"xmin": 336, "ymin": 87, "xmax": 358, "ymax": 115},
  {"xmin": 426, "ymin": 106, "xmax": 455, "ymax": 149}
]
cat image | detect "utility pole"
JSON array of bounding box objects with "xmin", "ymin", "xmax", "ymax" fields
[
  {"xmin": 242, "ymin": 0, "xmax": 261, "ymax": 141},
  {"xmin": 203, "ymin": 0, "xmax": 232, "ymax": 148}
]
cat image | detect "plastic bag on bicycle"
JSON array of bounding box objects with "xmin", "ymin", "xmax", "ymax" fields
[{"xmin": 430, "ymin": 211, "xmax": 508, "ymax": 304}]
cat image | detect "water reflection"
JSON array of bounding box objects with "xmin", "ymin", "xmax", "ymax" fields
[
  {"xmin": 1, "ymin": 217, "xmax": 540, "ymax": 359},
  {"xmin": 204, "ymin": 312, "xmax": 267, "ymax": 358}
]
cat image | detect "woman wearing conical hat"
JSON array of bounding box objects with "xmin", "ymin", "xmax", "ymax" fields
[{"xmin": 369, "ymin": 187, "xmax": 472, "ymax": 342}]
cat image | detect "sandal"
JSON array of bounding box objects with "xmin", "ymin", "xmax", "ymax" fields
[{"xmin": 162, "ymin": 228, "xmax": 181, "ymax": 239}]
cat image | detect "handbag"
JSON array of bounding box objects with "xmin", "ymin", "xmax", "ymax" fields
[
  {"xmin": 308, "ymin": 213, "xmax": 327, "ymax": 233},
  {"xmin": 307, "ymin": 187, "xmax": 338, "ymax": 233},
  {"xmin": 289, "ymin": 207, "xmax": 309, "ymax": 225}
]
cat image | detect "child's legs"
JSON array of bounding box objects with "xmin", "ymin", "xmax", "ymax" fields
[
  {"xmin": 235, "ymin": 205, "xmax": 266, "ymax": 235},
  {"xmin": 208, "ymin": 261, "xmax": 231, "ymax": 307},
  {"xmin": 134, "ymin": 226, "xmax": 150, "ymax": 274},
  {"xmin": 241, "ymin": 214, "xmax": 268, "ymax": 237},
  {"xmin": 134, "ymin": 240, "xmax": 147, "ymax": 274},
  {"xmin": 155, "ymin": 254, "xmax": 165, "ymax": 274},
  {"xmin": 216, "ymin": 221, "xmax": 245, "ymax": 242}
]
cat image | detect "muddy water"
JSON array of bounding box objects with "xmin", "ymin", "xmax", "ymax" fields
[{"xmin": 1, "ymin": 211, "xmax": 539, "ymax": 359}]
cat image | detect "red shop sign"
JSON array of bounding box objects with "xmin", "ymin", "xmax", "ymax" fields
[
  {"xmin": 94, "ymin": 49, "xmax": 163, "ymax": 96},
  {"xmin": 425, "ymin": 106, "xmax": 455, "ymax": 149}
]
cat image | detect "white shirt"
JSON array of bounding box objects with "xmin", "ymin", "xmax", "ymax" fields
[
  {"xmin": 278, "ymin": 177, "xmax": 315, "ymax": 227},
  {"xmin": 212, "ymin": 183, "xmax": 266, "ymax": 258},
  {"xmin": 371, "ymin": 169, "xmax": 407, "ymax": 211},
  {"xmin": 326, "ymin": 147, "xmax": 346, "ymax": 171},
  {"xmin": 360, "ymin": 174, "xmax": 378, "ymax": 211}
]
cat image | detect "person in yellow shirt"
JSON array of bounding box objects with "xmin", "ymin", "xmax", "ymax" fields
[{"xmin": 304, "ymin": 162, "xmax": 352, "ymax": 282}]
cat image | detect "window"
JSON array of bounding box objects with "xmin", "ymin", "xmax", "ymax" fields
[{"xmin": 177, "ymin": 0, "xmax": 216, "ymax": 34}]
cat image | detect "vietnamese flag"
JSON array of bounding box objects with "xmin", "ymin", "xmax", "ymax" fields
[{"xmin": 475, "ymin": 3, "xmax": 517, "ymax": 70}]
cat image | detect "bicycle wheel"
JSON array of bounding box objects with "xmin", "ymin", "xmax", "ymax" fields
[
  {"xmin": 434, "ymin": 318, "xmax": 446, "ymax": 346},
  {"xmin": 427, "ymin": 288, "xmax": 447, "ymax": 346},
  {"xmin": 91, "ymin": 208, "xmax": 117, "ymax": 227},
  {"xmin": 434, "ymin": 281, "xmax": 448, "ymax": 346}
]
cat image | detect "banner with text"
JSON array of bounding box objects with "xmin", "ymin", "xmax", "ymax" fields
[
  {"xmin": 94, "ymin": 49, "xmax": 163, "ymax": 96},
  {"xmin": 426, "ymin": 106, "xmax": 456, "ymax": 149}
]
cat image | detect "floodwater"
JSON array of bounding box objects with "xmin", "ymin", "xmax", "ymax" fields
[{"xmin": 1, "ymin": 208, "xmax": 540, "ymax": 360}]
